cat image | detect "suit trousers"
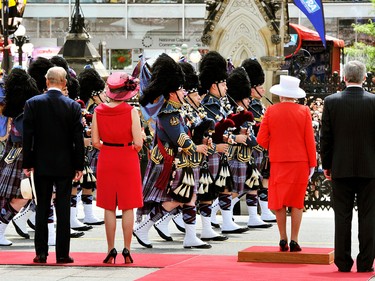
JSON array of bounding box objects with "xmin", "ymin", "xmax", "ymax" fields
[
  {"xmin": 34, "ymin": 175, "xmax": 72, "ymax": 260},
  {"xmin": 332, "ymin": 177, "xmax": 375, "ymax": 271}
]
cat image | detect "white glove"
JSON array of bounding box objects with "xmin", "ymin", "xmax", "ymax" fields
[{"xmin": 308, "ymin": 167, "xmax": 315, "ymax": 180}]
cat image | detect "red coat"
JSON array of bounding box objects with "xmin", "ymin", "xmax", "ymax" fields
[
  {"xmin": 257, "ymin": 102, "xmax": 316, "ymax": 166},
  {"xmin": 257, "ymin": 102, "xmax": 317, "ymax": 209}
]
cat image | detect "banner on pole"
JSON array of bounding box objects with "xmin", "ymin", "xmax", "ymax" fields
[{"xmin": 292, "ymin": 0, "xmax": 326, "ymax": 48}]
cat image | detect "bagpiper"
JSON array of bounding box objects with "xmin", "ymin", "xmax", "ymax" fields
[
  {"xmin": 226, "ymin": 66, "xmax": 272, "ymax": 228},
  {"xmin": 134, "ymin": 53, "xmax": 211, "ymax": 249},
  {"xmin": 76, "ymin": 68, "xmax": 107, "ymax": 226},
  {"xmin": 241, "ymin": 58, "xmax": 276, "ymax": 223},
  {"xmin": 199, "ymin": 51, "xmax": 248, "ymax": 234}
]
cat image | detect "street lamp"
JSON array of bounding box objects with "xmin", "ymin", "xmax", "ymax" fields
[
  {"xmin": 168, "ymin": 44, "xmax": 202, "ymax": 64},
  {"xmin": 12, "ymin": 25, "xmax": 33, "ymax": 67}
]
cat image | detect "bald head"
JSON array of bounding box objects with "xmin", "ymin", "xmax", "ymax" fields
[{"xmin": 45, "ymin": 66, "xmax": 67, "ymax": 90}]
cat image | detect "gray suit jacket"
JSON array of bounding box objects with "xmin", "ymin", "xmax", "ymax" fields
[{"xmin": 320, "ymin": 87, "xmax": 375, "ymax": 178}]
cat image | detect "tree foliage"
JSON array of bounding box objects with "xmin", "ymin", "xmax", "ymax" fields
[{"xmin": 344, "ymin": 0, "xmax": 375, "ymax": 72}]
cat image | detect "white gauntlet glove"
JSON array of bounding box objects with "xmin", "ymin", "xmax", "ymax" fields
[{"xmin": 308, "ymin": 167, "xmax": 315, "ymax": 180}]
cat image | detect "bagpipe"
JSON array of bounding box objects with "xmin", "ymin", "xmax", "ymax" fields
[
  {"xmin": 73, "ymin": 99, "xmax": 96, "ymax": 188},
  {"xmin": 75, "ymin": 98, "xmax": 93, "ymax": 138},
  {"xmin": 180, "ymin": 100, "xmax": 218, "ymax": 201}
]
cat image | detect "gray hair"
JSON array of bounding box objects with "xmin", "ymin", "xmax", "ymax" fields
[
  {"xmin": 344, "ymin": 60, "xmax": 366, "ymax": 84},
  {"xmin": 45, "ymin": 66, "xmax": 67, "ymax": 84}
]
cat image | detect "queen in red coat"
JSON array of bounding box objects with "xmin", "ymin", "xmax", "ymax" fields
[{"xmin": 257, "ymin": 75, "xmax": 316, "ymax": 252}]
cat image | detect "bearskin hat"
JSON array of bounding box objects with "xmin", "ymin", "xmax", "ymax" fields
[
  {"xmin": 241, "ymin": 58, "xmax": 265, "ymax": 87},
  {"xmin": 3, "ymin": 68, "xmax": 39, "ymax": 118},
  {"xmin": 50, "ymin": 56, "xmax": 69, "ymax": 72},
  {"xmin": 179, "ymin": 62, "xmax": 199, "ymax": 94},
  {"xmin": 226, "ymin": 67, "xmax": 251, "ymax": 105},
  {"xmin": 78, "ymin": 68, "xmax": 105, "ymax": 104},
  {"xmin": 199, "ymin": 51, "xmax": 228, "ymax": 94},
  {"xmin": 27, "ymin": 57, "xmax": 54, "ymax": 92},
  {"xmin": 139, "ymin": 53, "xmax": 184, "ymax": 107}
]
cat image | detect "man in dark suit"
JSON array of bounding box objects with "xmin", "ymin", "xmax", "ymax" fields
[
  {"xmin": 23, "ymin": 66, "xmax": 84, "ymax": 264},
  {"xmin": 320, "ymin": 60, "xmax": 375, "ymax": 273}
]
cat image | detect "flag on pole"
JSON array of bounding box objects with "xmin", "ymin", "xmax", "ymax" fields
[{"xmin": 292, "ymin": 0, "xmax": 326, "ymax": 48}]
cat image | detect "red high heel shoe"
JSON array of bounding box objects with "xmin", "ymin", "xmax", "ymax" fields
[{"xmin": 103, "ymin": 248, "xmax": 117, "ymax": 264}]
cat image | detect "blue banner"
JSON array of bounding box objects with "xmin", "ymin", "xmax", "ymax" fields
[{"xmin": 293, "ymin": 0, "xmax": 326, "ymax": 48}]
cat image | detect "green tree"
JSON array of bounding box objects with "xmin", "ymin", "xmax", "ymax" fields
[{"xmin": 344, "ymin": 0, "xmax": 375, "ymax": 72}]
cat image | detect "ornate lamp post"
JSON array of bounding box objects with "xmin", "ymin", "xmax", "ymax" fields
[
  {"xmin": 169, "ymin": 43, "xmax": 202, "ymax": 65},
  {"xmin": 12, "ymin": 25, "xmax": 33, "ymax": 67}
]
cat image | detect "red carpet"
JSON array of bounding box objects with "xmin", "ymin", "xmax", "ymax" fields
[
  {"xmin": 139, "ymin": 255, "xmax": 374, "ymax": 281},
  {"xmin": 0, "ymin": 251, "xmax": 373, "ymax": 280}
]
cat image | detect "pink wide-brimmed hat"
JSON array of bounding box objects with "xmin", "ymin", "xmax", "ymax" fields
[{"xmin": 106, "ymin": 72, "xmax": 139, "ymax": 101}]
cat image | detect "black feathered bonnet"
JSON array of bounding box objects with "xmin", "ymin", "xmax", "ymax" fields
[
  {"xmin": 139, "ymin": 53, "xmax": 184, "ymax": 106},
  {"xmin": 198, "ymin": 51, "xmax": 228, "ymax": 94},
  {"xmin": 226, "ymin": 67, "xmax": 251, "ymax": 103},
  {"xmin": 27, "ymin": 57, "xmax": 54, "ymax": 92},
  {"xmin": 3, "ymin": 68, "xmax": 39, "ymax": 118},
  {"xmin": 241, "ymin": 58, "xmax": 265, "ymax": 87},
  {"xmin": 78, "ymin": 68, "xmax": 105, "ymax": 104},
  {"xmin": 179, "ymin": 62, "xmax": 199, "ymax": 94}
]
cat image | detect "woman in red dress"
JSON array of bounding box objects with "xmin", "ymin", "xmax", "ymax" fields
[
  {"xmin": 257, "ymin": 75, "xmax": 316, "ymax": 252},
  {"xmin": 91, "ymin": 72, "xmax": 143, "ymax": 264}
]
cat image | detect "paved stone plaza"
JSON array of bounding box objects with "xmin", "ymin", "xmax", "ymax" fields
[{"xmin": 0, "ymin": 204, "xmax": 356, "ymax": 281}]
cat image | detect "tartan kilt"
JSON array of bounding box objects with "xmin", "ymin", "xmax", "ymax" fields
[
  {"xmin": 142, "ymin": 163, "xmax": 169, "ymax": 204},
  {"xmin": 229, "ymin": 159, "xmax": 248, "ymax": 194},
  {"xmin": 252, "ymin": 149, "xmax": 264, "ymax": 170},
  {"xmin": 192, "ymin": 166, "xmax": 200, "ymax": 193},
  {"xmin": 208, "ymin": 152, "xmax": 220, "ymax": 179},
  {"xmin": 139, "ymin": 161, "xmax": 197, "ymax": 216},
  {"xmin": 0, "ymin": 142, "xmax": 27, "ymax": 199},
  {"xmin": 143, "ymin": 164, "xmax": 197, "ymax": 204}
]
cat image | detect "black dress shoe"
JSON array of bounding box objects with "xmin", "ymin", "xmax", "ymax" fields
[
  {"xmin": 248, "ymin": 223, "xmax": 273, "ymax": 229},
  {"xmin": 56, "ymin": 256, "xmax": 74, "ymax": 264},
  {"xmin": 289, "ymin": 240, "xmax": 302, "ymax": 252},
  {"xmin": 71, "ymin": 225, "xmax": 93, "ymax": 231},
  {"xmin": 222, "ymin": 227, "xmax": 249, "ymax": 234},
  {"xmin": 184, "ymin": 243, "xmax": 212, "ymax": 249},
  {"xmin": 133, "ymin": 231, "xmax": 153, "ymax": 248},
  {"xmin": 211, "ymin": 222, "xmax": 220, "ymax": 228},
  {"xmin": 263, "ymin": 219, "xmax": 277, "ymax": 223},
  {"xmin": 70, "ymin": 231, "xmax": 85, "ymax": 238},
  {"xmin": 357, "ymin": 267, "xmax": 374, "ymax": 273},
  {"xmin": 338, "ymin": 268, "xmax": 351, "ymax": 272},
  {"xmin": 84, "ymin": 221, "xmax": 105, "ymax": 226},
  {"xmin": 153, "ymin": 225, "xmax": 173, "ymax": 241},
  {"xmin": 12, "ymin": 220, "xmax": 30, "ymax": 239},
  {"xmin": 27, "ymin": 219, "xmax": 35, "ymax": 230},
  {"xmin": 33, "ymin": 254, "xmax": 47, "ymax": 263},
  {"xmin": 201, "ymin": 235, "xmax": 228, "ymax": 241},
  {"xmin": 279, "ymin": 239, "xmax": 289, "ymax": 252}
]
